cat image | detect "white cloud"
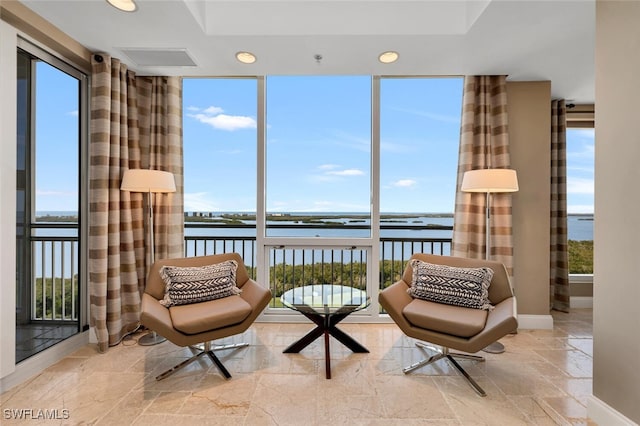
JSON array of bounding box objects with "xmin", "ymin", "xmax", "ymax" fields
[
  {"xmin": 318, "ymin": 164, "xmax": 339, "ymax": 170},
  {"xmin": 567, "ymin": 177, "xmax": 594, "ymax": 195},
  {"xmin": 332, "ymin": 131, "xmax": 371, "ymax": 153},
  {"xmin": 326, "ymin": 169, "xmax": 364, "ymax": 176},
  {"xmin": 312, "ymin": 201, "xmax": 334, "ymax": 208},
  {"xmin": 567, "ymin": 165, "xmax": 594, "ymax": 173},
  {"xmin": 567, "ymin": 144, "xmax": 594, "ymax": 160},
  {"xmin": 308, "ymin": 166, "xmax": 365, "ymax": 183},
  {"xmin": 183, "ymin": 192, "xmax": 217, "ymax": 212},
  {"xmin": 67, "ymin": 110, "xmax": 79, "ymax": 117},
  {"xmin": 392, "ymin": 107, "xmax": 460, "ymax": 124},
  {"xmin": 567, "ymin": 204, "xmax": 594, "ymax": 214},
  {"xmin": 268, "ymin": 199, "xmax": 369, "ymax": 213},
  {"xmin": 392, "ymin": 179, "xmax": 417, "ymax": 188},
  {"xmin": 380, "ymin": 140, "xmax": 411, "ymax": 153},
  {"xmin": 203, "ymin": 106, "xmax": 224, "ymax": 115},
  {"xmin": 572, "ymin": 128, "xmax": 595, "ymax": 139},
  {"xmin": 188, "ymin": 106, "xmax": 256, "ymax": 131}
]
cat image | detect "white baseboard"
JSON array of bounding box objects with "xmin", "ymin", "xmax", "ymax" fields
[
  {"xmin": 0, "ymin": 331, "xmax": 89, "ymax": 393},
  {"xmin": 570, "ymin": 296, "xmax": 593, "ymax": 309},
  {"xmin": 588, "ymin": 395, "xmax": 639, "ymax": 426},
  {"xmin": 517, "ymin": 314, "xmax": 554, "ymax": 330}
]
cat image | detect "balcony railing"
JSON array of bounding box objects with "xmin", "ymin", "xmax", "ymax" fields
[
  {"xmin": 29, "ymin": 224, "xmax": 80, "ymax": 322},
  {"xmin": 184, "ymin": 222, "xmax": 453, "ymax": 307},
  {"xmin": 29, "ymin": 222, "xmax": 453, "ymax": 323}
]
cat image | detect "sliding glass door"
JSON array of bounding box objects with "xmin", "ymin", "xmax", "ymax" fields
[{"xmin": 15, "ymin": 41, "xmax": 88, "ymax": 363}]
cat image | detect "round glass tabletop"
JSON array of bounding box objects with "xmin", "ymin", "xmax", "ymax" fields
[{"xmin": 280, "ymin": 284, "xmax": 369, "ymax": 314}]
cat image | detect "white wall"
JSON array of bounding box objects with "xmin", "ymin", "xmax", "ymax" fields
[
  {"xmin": 591, "ymin": 1, "xmax": 640, "ymax": 424},
  {"xmin": 0, "ymin": 21, "xmax": 17, "ymax": 377},
  {"xmin": 0, "ymin": 18, "xmax": 18, "ymax": 380},
  {"xmin": 0, "ymin": 19, "xmax": 90, "ymax": 390}
]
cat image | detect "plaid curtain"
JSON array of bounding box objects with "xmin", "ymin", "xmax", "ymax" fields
[
  {"xmin": 136, "ymin": 77, "xmax": 184, "ymax": 263},
  {"xmin": 89, "ymin": 55, "xmax": 183, "ymax": 352},
  {"xmin": 452, "ymin": 76, "xmax": 514, "ymax": 275},
  {"xmin": 550, "ymin": 100, "xmax": 570, "ymax": 312}
]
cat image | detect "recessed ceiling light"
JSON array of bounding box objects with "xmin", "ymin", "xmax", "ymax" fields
[
  {"xmin": 236, "ymin": 51, "xmax": 256, "ymax": 64},
  {"xmin": 107, "ymin": 0, "xmax": 137, "ymax": 12},
  {"xmin": 379, "ymin": 51, "xmax": 399, "ymax": 64}
]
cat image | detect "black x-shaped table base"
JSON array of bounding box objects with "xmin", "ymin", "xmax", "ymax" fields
[{"xmin": 283, "ymin": 304, "xmax": 369, "ymax": 379}]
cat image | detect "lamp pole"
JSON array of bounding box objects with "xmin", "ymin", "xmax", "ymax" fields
[
  {"xmin": 485, "ymin": 191, "xmax": 491, "ymax": 261},
  {"xmin": 461, "ymin": 168, "xmax": 519, "ymax": 354},
  {"xmin": 121, "ymin": 169, "xmax": 176, "ymax": 346}
]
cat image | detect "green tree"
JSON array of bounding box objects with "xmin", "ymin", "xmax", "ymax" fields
[{"xmin": 568, "ymin": 240, "xmax": 594, "ymax": 274}]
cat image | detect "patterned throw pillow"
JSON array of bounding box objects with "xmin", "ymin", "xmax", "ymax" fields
[
  {"xmin": 407, "ymin": 259, "xmax": 494, "ymax": 310},
  {"xmin": 159, "ymin": 260, "xmax": 242, "ymax": 307}
]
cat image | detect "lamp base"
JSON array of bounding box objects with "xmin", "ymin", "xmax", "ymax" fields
[
  {"xmin": 481, "ymin": 341, "xmax": 505, "ymax": 354},
  {"xmin": 138, "ymin": 331, "xmax": 166, "ymax": 346}
]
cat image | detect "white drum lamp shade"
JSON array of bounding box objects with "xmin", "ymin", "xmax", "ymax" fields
[
  {"xmin": 461, "ymin": 169, "xmax": 519, "ymax": 193},
  {"xmin": 120, "ymin": 169, "xmax": 176, "ymax": 193}
]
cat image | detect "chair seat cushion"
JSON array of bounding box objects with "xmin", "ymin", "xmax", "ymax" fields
[
  {"xmin": 403, "ymin": 298, "xmax": 488, "ymax": 338},
  {"xmin": 169, "ymin": 295, "xmax": 252, "ymax": 335}
]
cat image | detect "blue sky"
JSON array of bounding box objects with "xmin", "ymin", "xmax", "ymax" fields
[
  {"xmin": 34, "ymin": 61, "xmax": 79, "ymax": 213},
  {"xmin": 36, "ymin": 71, "xmax": 594, "ymax": 215},
  {"xmin": 183, "ymin": 76, "xmax": 464, "ymax": 213},
  {"xmin": 566, "ymin": 128, "xmax": 595, "ymax": 214}
]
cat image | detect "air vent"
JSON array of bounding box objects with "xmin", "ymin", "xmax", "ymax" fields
[{"xmin": 120, "ymin": 48, "xmax": 197, "ymax": 67}]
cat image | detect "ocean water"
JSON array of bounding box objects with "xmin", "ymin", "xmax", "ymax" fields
[
  {"xmin": 184, "ymin": 213, "xmax": 594, "ymax": 241},
  {"xmin": 34, "ymin": 212, "xmax": 594, "ymax": 241},
  {"xmin": 30, "ymin": 213, "xmax": 593, "ymax": 275}
]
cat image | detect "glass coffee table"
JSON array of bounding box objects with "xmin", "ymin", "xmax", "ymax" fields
[{"xmin": 281, "ymin": 284, "xmax": 370, "ymax": 379}]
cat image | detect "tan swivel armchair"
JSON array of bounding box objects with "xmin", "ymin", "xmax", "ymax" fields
[
  {"xmin": 379, "ymin": 253, "xmax": 518, "ymax": 396},
  {"xmin": 141, "ymin": 253, "xmax": 272, "ymax": 380}
]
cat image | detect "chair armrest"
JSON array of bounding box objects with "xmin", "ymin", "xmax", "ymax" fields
[
  {"xmin": 484, "ymin": 296, "xmax": 518, "ymax": 332},
  {"xmin": 462, "ymin": 296, "xmax": 518, "ymax": 352},
  {"xmin": 140, "ymin": 292, "xmax": 173, "ymax": 335},
  {"xmin": 379, "ymin": 280, "xmax": 413, "ymax": 328},
  {"xmin": 239, "ymin": 279, "xmax": 272, "ymax": 312}
]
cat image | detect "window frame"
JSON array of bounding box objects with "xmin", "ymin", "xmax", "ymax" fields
[
  {"xmin": 565, "ymin": 106, "xmax": 594, "ymax": 284},
  {"xmin": 15, "ymin": 37, "xmax": 90, "ymax": 362}
]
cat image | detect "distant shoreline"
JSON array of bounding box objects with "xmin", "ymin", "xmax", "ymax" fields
[{"xmin": 35, "ymin": 211, "xmax": 595, "ymax": 223}]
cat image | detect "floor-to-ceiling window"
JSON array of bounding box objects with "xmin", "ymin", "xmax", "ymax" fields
[
  {"xmin": 182, "ymin": 76, "xmax": 463, "ymax": 318},
  {"xmin": 379, "ymin": 76, "xmax": 462, "ymax": 255},
  {"xmin": 15, "ymin": 41, "xmax": 87, "ymax": 362},
  {"xmin": 265, "ymin": 76, "xmax": 372, "ymax": 236},
  {"xmin": 182, "ymin": 77, "xmax": 258, "ymax": 265},
  {"xmin": 566, "ymin": 127, "xmax": 594, "ymax": 276},
  {"xmin": 263, "ymin": 76, "xmax": 374, "ymax": 312}
]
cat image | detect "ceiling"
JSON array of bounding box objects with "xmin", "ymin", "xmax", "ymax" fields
[{"xmin": 21, "ymin": 0, "xmax": 595, "ymax": 103}]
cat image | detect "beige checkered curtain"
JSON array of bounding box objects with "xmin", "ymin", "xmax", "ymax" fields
[
  {"xmin": 550, "ymin": 100, "xmax": 570, "ymax": 312},
  {"xmin": 89, "ymin": 55, "xmax": 184, "ymax": 352},
  {"xmin": 452, "ymin": 76, "xmax": 515, "ymax": 275},
  {"xmin": 136, "ymin": 76, "xmax": 184, "ymax": 262}
]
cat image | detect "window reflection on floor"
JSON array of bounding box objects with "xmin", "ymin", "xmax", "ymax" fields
[{"xmin": 15, "ymin": 323, "xmax": 79, "ymax": 363}]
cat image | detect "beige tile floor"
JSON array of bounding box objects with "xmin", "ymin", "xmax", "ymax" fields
[{"xmin": 1, "ymin": 309, "xmax": 595, "ymax": 425}]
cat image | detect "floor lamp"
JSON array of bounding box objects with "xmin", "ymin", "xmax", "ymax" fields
[
  {"xmin": 121, "ymin": 169, "xmax": 176, "ymax": 346},
  {"xmin": 461, "ymin": 168, "xmax": 519, "ymax": 354}
]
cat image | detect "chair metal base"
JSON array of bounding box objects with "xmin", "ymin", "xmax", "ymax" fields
[
  {"xmin": 155, "ymin": 341, "xmax": 249, "ymax": 381},
  {"xmin": 138, "ymin": 331, "xmax": 167, "ymax": 346},
  {"xmin": 403, "ymin": 341, "xmax": 487, "ymax": 397},
  {"xmin": 481, "ymin": 341, "xmax": 505, "ymax": 354}
]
